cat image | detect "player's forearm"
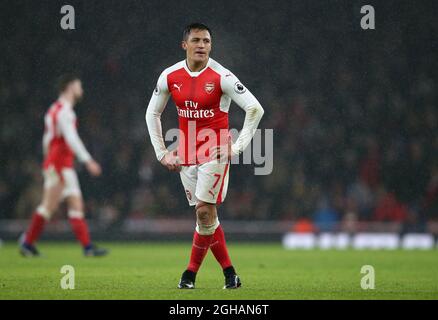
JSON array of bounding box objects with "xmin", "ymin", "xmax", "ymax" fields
[
  {"xmin": 231, "ymin": 103, "xmax": 264, "ymax": 155},
  {"xmin": 145, "ymin": 74, "xmax": 170, "ymax": 162},
  {"xmin": 63, "ymin": 127, "xmax": 92, "ymax": 163},
  {"xmin": 145, "ymin": 108, "xmax": 168, "ymax": 161}
]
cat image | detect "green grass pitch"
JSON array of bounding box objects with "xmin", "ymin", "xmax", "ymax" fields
[{"xmin": 1, "ymin": 242, "xmax": 438, "ymax": 299}]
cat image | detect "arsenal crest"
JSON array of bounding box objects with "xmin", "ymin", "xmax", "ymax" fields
[{"xmin": 204, "ymin": 82, "xmax": 215, "ymax": 94}]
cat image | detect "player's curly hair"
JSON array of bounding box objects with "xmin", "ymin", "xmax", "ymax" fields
[{"xmin": 183, "ymin": 23, "xmax": 212, "ymax": 41}]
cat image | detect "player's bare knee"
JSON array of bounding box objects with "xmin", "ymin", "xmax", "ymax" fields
[
  {"xmin": 42, "ymin": 199, "xmax": 59, "ymax": 214},
  {"xmin": 196, "ymin": 203, "xmax": 216, "ymax": 223},
  {"xmin": 195, "ymin": 202, "xmax": 219, "ymax": 235},
  {"xmin": 41, "ymin": 184, "xmax": 63, "ymax": 212},
  {"xmin": 67, "ymin": 196, "xmax": 84, "ymax": 212},
  {"xmin": 196, "ymin": 208, "xmax": 209, "ymax": 224}
]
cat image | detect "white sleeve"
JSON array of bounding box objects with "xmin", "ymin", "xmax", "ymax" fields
[
  {"xmin": 221, "ymin": 72, "xmax": 265, "ymax": 155},
  {"xmin": 58, "ymin": 109, "xmax": 92, "ymax": 163},
  {"xmin": 145, "ymin": 71, "xmax": 171, "ymax": 161}
]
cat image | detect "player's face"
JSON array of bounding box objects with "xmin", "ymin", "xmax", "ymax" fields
[
  {"xmin": 70, "ymin": 80, "xmax": 84, "ymax": 103},
  {"xmin": 182, "ymin": 29, "xmax": 211, "ymax": 63}
]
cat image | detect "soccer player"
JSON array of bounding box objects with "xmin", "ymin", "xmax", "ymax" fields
[
  {"xmin": 19, "ymin": 74, "xmax": 108, "ymax": 257},
  {"xmin": 145, "ymin": 23, "xmax": 264, "ymax": 289}
]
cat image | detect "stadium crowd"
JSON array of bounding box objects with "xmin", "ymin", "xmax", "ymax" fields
[{"xmin": 1, "ymin": 1, "xmax": 437, "ymax": 232}]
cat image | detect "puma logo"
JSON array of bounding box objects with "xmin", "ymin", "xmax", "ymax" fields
[{"xmin": 173, "ymin": 83, "xmax": 182, "ymax": 92}]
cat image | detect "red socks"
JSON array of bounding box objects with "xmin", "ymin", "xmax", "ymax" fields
[
  {"xmin": 25, "ymin": 211, "xmax": 91, "ymax": 248},
  {"xmin": 210, "ymin": 225, "xmax": 232, "ymax": 269},
  {"xmin": 69, "ymin": 218, "xmax": 91, "ymax": 248},
  {"xmin": 187, "ymin": 225, "xmax": 232, "ymax": 273},
  {"xmin": 187, "ymin": 231, "xmax": 214, "ymax": 272},
  {"xmin": 24, "ymin": 212, "xmax": 46, "ymax": 244}
]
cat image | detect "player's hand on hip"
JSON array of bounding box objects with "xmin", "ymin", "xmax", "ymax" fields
[
  {"xmin": 160, "ymin": 150, "xmax": 181, "ymax": 172},
  {"xmin": 86, "ymin": 159, "xmax": 102, "ymax": 177}
]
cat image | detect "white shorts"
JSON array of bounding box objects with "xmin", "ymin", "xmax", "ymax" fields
[
  {"xmin": 43, "ymin": 166, "xmax": 82, "ymax": 199},
  {"xmin": 180, "ymin": 160, "xmax": 230, "ymax": 206}
]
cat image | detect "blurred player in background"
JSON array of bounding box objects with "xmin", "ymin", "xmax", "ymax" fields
[
  {"xmin": 19, "ymin": 74, "xmax": 108, "ymax": 257},
  {"xmin": 146, "ymin": 23, "xmax": 264, "ymax": 289}
]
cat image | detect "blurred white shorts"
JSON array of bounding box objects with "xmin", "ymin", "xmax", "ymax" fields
[
  {"xmin": 43, "ymin": 166, "xmax": 82, "ymax": 199},
  {"xmin": 179, "ymin": 160, "xmax": 230, "ymax": 206}
]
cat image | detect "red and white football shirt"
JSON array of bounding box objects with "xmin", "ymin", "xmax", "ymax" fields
[
  {"xmin": 42, "ymin": 99, "xmax": 91, "ymax": 174},
  {"xmin": 146, "ymin": 58, "xmax": 262, "ymax": 165}
]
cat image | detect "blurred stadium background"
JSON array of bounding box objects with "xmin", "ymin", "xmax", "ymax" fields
[{"xmin": 0, "ymin": 1, "xmax": 437, "ymax": 247}]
